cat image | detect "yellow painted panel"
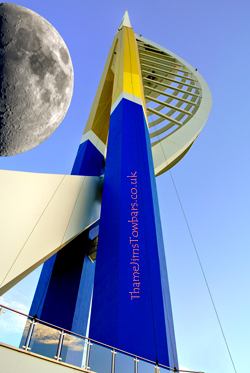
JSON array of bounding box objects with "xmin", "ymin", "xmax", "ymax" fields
[
  {"xmin": 90, "ymin": 78, "xmax": 113, "ymax": 144},
  {"xmin": 122, "ymin": 28, "xmax": 143, "ymax": 99},
  {"xmin": 84, "ymin": 25, "xmax": 146, "ymax": 139},
  {"xmin": 83, "ymin": 36, "xmax": 118, "ymax": 143},
  {"xmin": 135, "ymin": 40, "xmax": 147, "ymax": 114},
  {"xmin": 111, "ymin": 32, "xmax": 124, "ymax": 106},
  {"xmin": 123, "ymin": 72, "xmax": 141, "ymax": 97},
  {"xmin": 112, "ymin": 27, "xmax": 145, "ymax": 105},
  {"xmin": 124, "ymin": 28, "xmax": 140, "ymax": 75}
]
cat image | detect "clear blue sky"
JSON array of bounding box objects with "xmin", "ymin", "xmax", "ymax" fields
[{"xmin": 0, "ymin": 1, "xmax": 249, "ymax": 372}]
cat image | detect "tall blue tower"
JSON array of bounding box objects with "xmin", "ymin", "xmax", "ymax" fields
[{"xmin": 0, "ymin": 10, "xmax": 212, "ymax": 372}]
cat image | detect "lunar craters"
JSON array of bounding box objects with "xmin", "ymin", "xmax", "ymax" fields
[{"xmin": 0, "ymin": 3, "xmax": 74, "ymax": 156}]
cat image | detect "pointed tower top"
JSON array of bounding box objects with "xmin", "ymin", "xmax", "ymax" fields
[{"xmin": 118, "ymin": 10, "xmax": 132, "ymax": 30}]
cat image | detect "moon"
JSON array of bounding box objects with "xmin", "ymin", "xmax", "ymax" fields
[{"xmin": 0, "ymin": 3, "xmax": 74, "ymax": 156}]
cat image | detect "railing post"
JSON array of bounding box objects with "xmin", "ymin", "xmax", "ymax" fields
[
  {"xmin": 0, "ymin": 307, "xmax": 5, "ymax": 317},
  {"xmin": 22, "ymin": 318, "xmax": 36, "ymax": 351},
  {"xmin": 54, "ymin": 329, "xmax": 65, "ymax": 361},
  {"xmin": 134, "ymin": 357, "xmax": 139, "ymax": 373},
  {"xmin": 111, "ymin": 349, "xmax": 117, "ymax": 373},
  {"xmin": 154, "ymin": 364, "xmax": 160, "ymax": 372},
  {"xmin": 84, "ymin": 339, "xmax": 92, "ymax": 370}
]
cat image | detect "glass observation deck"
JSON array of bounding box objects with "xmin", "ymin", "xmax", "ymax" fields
[{"xmin": 0, "ymin": 305, "xmax": 202, "ymax": 373}]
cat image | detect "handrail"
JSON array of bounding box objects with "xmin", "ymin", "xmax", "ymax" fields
[{"xmin": 0, "ymin": 304, "xmax": 204, "ymax": 373}]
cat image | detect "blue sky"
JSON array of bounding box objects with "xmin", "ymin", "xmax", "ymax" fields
[{"xmin": 0, "ymin": 1, "xmax": 250, "ymax": 372}]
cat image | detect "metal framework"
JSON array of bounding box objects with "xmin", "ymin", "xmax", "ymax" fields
[{"xmin": 135, "ymin": 36, "xmax": 212, "ymax": 176}]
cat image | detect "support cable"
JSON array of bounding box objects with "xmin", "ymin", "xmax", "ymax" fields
[
  {"xmin": 145, "ymin": 96, "xmax": 237, "ymax": 373},
  {"xmin": 168, "ymin": 170, "xmax": 237, "ymax": 373}
]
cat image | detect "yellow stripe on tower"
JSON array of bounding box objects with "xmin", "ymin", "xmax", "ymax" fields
[
  {"xmin": 123, "ymin": 28, "xmax": 142, "ymax": 98},
  {"xmin": 82, "ymin": 35, "xmax": 118, "ymax": 147},
  {"xmin": 81, "ymin": 11, "xmax": 147, "ymax": 151},
  {"xmin": 111, "ymin": 20, "xmax": 146, "ymax": 110}
]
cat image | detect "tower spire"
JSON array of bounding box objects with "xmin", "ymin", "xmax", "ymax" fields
[{"xmin": 118, "ymin": 10, "xmax": 132, "ymax": 30}]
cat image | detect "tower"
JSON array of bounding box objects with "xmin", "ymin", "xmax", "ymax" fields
[{"xmin": 0, "ymin": 10, "xmax": 212, "ymax": 371}]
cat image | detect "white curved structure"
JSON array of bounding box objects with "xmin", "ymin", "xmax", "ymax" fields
[{"xmin": 136, "ymin": 35, "xmax": 212, "ymax": 176}]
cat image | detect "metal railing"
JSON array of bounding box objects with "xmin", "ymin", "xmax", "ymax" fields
[{"xmin": 0, "ymin": 304, "xmax": 203, "ymax": 373}]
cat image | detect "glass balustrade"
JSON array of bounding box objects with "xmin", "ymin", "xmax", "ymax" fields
[
  {"xmin": 138, "ymin": 358, "xmax": 157, "ymax": 373},
  {"xmin": 27, "ymin": 321, "xmax": 59, "ymax": 359},
  {"xmin": 0, "ymin": 305, "xmax": 194, "ymax": 373},
  {"xmin": 61, "ymin": 332, "xmax": 86, "ymax": 367},
  {"xmin": 88, "ymin": 341, "xmax": 112, "ymax": 373},
  {"xmin": 115, "ymin": 350, "xmax": 135, "ymax": 373}
]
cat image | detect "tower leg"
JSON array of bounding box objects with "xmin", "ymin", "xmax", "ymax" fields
[
  {"xmin": 22, "ymin": 219, "xmax": 97, "ymax": 365},
  {"xmin": 89, "ymin": 96, "xmax": 178, "ymax": 367}
]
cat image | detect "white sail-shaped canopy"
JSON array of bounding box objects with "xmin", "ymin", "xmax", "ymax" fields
[{"xmin": 0, "ymin": 170, "xmax": 102, "ymax": 295}]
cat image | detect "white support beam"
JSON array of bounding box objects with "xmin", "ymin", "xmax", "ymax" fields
[
  {"xmin": 145, "ymin": 95, "xmax": 192, "ymax": 115},
  {"xmin": 143, "ymin": 77, "xmax": 200, "ymax": 97},
  {"xmin": 142, "ymin": 70, "xmax": 198, "ymax": 89},
  {"xmin": 144, "ymin": 86, "xmax": 198, "ymax": 105},
  {"xmin": 146, "ymin": 107, "xmax": 183, "ymax": 126}
]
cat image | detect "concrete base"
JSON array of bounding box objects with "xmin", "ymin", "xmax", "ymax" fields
[{"xmin": 0, "ymin": 343, "xmax": 94, "ymax": 373}]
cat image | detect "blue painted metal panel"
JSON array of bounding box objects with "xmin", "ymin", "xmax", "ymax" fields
[
  {"xmin": 89, "ymin": 98, "xmax": 178, "ymax": 368},
  {"xmin": 29, "ymin": 231, "xmax": 93, "ymax": 334},
  {"xmin": 71, "ymin": 140, "xmax": 104, "ymax": 176},
  {"xmin": 28, "ymin": 137, "xmax": 103, "ymax": 338},
  {"xmin": 39, "ymin": 232, "xmax": 88, "ymax": 332},
  {"xmin": 24, "ymin": 231, "xmax": 95, "ymax": 366},
  {"xmin": 29, "ymin": 254, "xmax": 57, "ymax": 319}
]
